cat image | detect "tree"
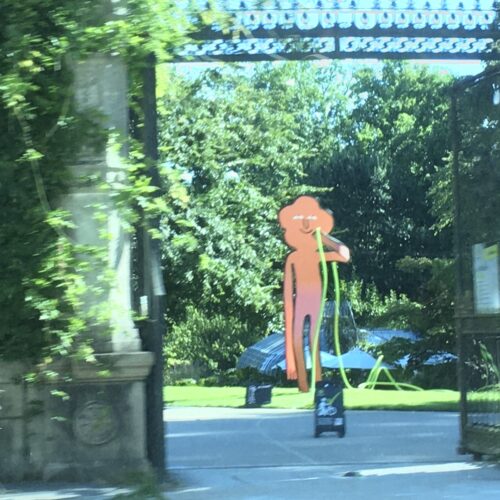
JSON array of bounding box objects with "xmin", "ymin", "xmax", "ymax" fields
[
  {"xmin": 0, "ymin": 1, "xmax": 210, "ymax": 362},
  {"xmin": 158, "ymin": 61, "xmax": 457, "ymax": 373},
  {"xmin": 307, "ymin": 62, "xmax": 453, "ymax": 296},
  {"xmin": 158, "ymin": 63, "xmax": 351, "ymax": 370}
]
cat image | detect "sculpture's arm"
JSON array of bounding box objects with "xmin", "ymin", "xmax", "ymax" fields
[{"xmin": 321, "ymin": 232, "xmax": 351, "ymax": 263}]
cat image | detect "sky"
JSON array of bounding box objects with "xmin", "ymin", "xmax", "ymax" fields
[{"xmin": 173, "ymin": 59, "xmax": 485, "ymax": 80}]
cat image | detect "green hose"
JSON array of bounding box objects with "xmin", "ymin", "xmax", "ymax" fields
[
  {"xmin": 331, "ymin": 261, "xmax": 353, "ymax": 389},
  {"xmin": 310, "ymin": 229, "xmax": 328, "ymax": 391},
  {"xmin": 365, "ymin": 355, "xmax": 385, "ymax": 390},
  {"xmin": 311, "ymin": 229, "xmax": 352, "ymax": 390},
  {"xmin": 312, "ymin": 227, "xmax": 422, "ymax": 393}
]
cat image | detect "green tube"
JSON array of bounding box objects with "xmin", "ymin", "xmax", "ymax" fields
[
  {"xmin": 381, "ymin": 367, "xmax": 404, "ymax": 390},
  {"xmin": 383, "ymin": 367, "xmax": 423, "ymax": 391},
  {"xmin": 359, "ymin": 365, "xmax": 424, "ymax": 391},
  {"xmin": 315, "ymin": 229, "xmax": 422, "ymax": 394},
  {"xmin": 313, "ymin": 231, "xmax": 352, "ymax": 390},
  {"xmin": 311, "ymin": 229, "xmax": 329, "ymax": 392},
  {"xmin": 361, "ymin": 380, "xmax": 424, "ymax": 391},
  {"xmin": 365, "ymin": 355, "xmax": 385, "ymax": 390},
  {"xmin": 331, "ymin": 261, "xmax": 353, "ymax": 389}
]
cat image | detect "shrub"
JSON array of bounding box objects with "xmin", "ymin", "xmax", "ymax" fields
[{"xmin": 165, "ymin": 305, "xmax": 260, "ymax": 373}]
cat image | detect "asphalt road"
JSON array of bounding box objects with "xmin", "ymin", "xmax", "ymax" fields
[
  {"xmin": 166, "ymin": 407, "xmax": 500, "ymax": 500},
  {"xmin": 2, "ymin": 407, "xmax": 499, "ymax": 499}
]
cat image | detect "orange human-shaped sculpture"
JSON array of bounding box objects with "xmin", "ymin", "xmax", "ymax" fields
[{"xmin": 279, "ymin": 196, "xmax": 350, "ymax": 392}]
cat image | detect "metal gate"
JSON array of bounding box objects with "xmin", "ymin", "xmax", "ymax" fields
[
  {"xmin": 452, "ymin": 68, "xmax": 500, "ymax": 457},
  {"xmin": 177, "ymin": 1, "xmax": 500, "ymax": 62}
]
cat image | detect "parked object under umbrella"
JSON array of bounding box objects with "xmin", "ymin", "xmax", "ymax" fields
[{"xmin": 236, "ymin": 332, "xmax": 285, "ymax": 375}]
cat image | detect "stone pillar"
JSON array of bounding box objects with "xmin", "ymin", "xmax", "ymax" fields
[
  {"xmin": 39, "ymin": 54, "xmax": 154, "ymax": 480},
  {"xmin": 0, "ymin": 54, "xmax": 156, "ymax": 482},
  {"xmin": 36, "ymin": 353, "xmax": 154, "ymax": 481},
  {"xmin": 0, "ymin": 354, "xmax": 154, "ymax": 481},
  {"xmin": 67, "ymin": 54, "xmax": 141, "ymax": 353},
  {"xmin": 0, "ymin": 363, "xmax": 29, "ymax": 481}
]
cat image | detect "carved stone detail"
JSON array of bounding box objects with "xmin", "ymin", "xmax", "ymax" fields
[{"xmin": 73, "ymin": 401, "xmax": 118, "ymax": 446}]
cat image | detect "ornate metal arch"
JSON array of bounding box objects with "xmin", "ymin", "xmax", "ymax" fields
[{"xmin": 175, "ymin": 1, "xmax": 500, "ymax": 61}]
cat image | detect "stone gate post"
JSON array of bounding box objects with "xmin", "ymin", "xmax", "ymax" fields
[{"xmin": 0, "ymin": 52, "xmax": 156, "ymax": 482}]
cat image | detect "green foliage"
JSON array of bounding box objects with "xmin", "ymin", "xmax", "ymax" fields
[
  {"xmin": 0, "ymin": 1, "xmax": 212, "ymax": 362},
  {"xmin": 354, "ymin": 256, "xmax": 455, "ymax": 364},
  {"xmin": 308, "ymin": 62, "xmax": 453, "ymax": 295},
  {"xmin": 341, "ymin": 278, "xmax": 420, "ymax": 329},
  {"xmin": 410, "ymin": 364, "xmax": 457, "ymax": 390},
  {"xmin": 1, "ymin": 0, "xmax": 460, "ymax": 388},
  {"xmin": 395, "ymin": 257, "xmax": 455, "ymax": 341},
  {"xmin": 162, "ymin": 178, "xmax": 285, "ymax": 332},
  {"xmin": 349, "ymin": 255, "xmax": 456, "ymax": 389},
  {"xmin": 451, "ymin": 71, "xmax": 500, "ymax": 312},
  {"xmin": 24, "ymin": 212, "xmax": 114, "ymax": 370},
  {"xmin": 159, "ymin": 64, "xmax": 331, "ymax": 359},
  {"xmin": 159, "ymin": 63, "xmax": 321, "ymax": 199},
  {"xmin": 0, "ymin": 18, "xmax": 84, "ymax": 359},
  {"xmin": 165, "ymin": 305, "xmax": 260, "ymax": 373},
  {"xmin": 158, "ymin": 61, "xmax": 458, "ymax": 377}
]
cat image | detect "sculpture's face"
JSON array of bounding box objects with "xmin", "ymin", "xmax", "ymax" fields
[{"xmin": 279, "ymin": 196, "xmax": 334, "ymax": 250}]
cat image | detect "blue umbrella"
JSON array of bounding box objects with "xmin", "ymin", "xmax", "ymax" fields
[
  {"xmin": 396, "ymin": 352, "xmax": 457, "ymax": 368},
  {"xmin": 237, "ymin": 333, "xmax": 338, "ymax": 373},
  {"xmin": 424, "ymin": 352, "xmax": 457, "ymax": 365},
  {"xmin": 236, "ymin": 333, "xmax": 286, "ymax": 374},
  {"xmin": 339, "ymin": 347, "xmax": 393, "ymax": 369},
  {"xmin": 276, "ymin": 348, "xmax": 339, "ymax": 370}
]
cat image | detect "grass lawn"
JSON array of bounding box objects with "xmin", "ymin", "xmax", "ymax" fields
[{"xmin": 164, "ymin": 385, "xmax": 460, "ymax": 411}]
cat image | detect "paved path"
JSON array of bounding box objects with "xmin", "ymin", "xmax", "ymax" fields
[
  {"xmin": 1, "ymin": 407, "xmax": 499, "ymax": 499},
  {"xmin": 166, "ymin": 407, "xmax": 500, "ymax": 500}
]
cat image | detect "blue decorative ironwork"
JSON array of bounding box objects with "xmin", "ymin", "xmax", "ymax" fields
[
  {"xmin": 180, "ymin": 36, "xmax": 495, "ymax": 61},
  {"xmin": 175, "ymin": 0, "xmax": 500, "ymax": 61}
]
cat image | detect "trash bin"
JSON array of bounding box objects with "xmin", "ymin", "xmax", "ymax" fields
[
  {"xmin": 314, "ymin": 380, "xmax": 345, "ymax": 438},
  {"xmin": 245, "ymin": 383, "xmax": 272, "ymax": 407}
]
